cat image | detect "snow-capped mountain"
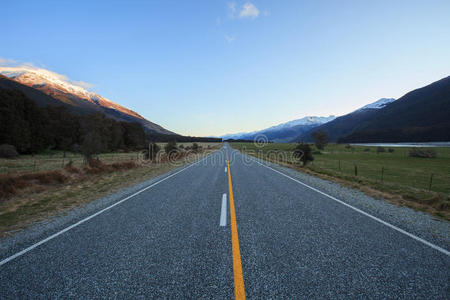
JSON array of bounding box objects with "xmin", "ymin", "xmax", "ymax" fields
[
  {"xmin": 221, "ymin": 115, "xmax": 335, "ymax": 142},
  {"xmin": 357, "ymin": 98, "xmax": 395, "ymax": 111},
  {"xmin": 265, "ymin": 115, "xmax": 336, "ymax": 131},
  {"xmin": 0, "ymin": 66, "xmax": 144, "ymax": 119},
  {"xmin": 0, "ymin": 66, "xmax": 173, "ymax": 134}
]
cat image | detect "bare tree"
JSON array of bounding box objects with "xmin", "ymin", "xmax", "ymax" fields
[{"xmin": 312, "ymin": 130, "xmax": 329, "ymax": 150}]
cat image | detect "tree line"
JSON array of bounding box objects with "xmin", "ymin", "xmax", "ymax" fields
[{"xmin": 0, "ymin": 89, "xmax": 146, "ymax": 155}]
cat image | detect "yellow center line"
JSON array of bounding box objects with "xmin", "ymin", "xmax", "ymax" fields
[{"xmin": 227, "ymin": 151, "xmax": 246, "ymax": 300}]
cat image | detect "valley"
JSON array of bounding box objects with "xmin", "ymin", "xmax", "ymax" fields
[{"xmin": 1, "ymin": 2, "xmax": 449, "ymax": 298}]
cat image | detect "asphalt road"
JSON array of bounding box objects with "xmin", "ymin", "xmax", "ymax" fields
[{"xmin": 0, "ymin": 144, "xmax": 449, "ymax": 299}]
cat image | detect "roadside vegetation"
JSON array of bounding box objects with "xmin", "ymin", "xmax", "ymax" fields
[
  {"xmin": 231, "ymin": 142, "xmax": 450, "ymax": 220},
  {"xmin": 0, "ymin": 142, "xmax": 220, "ymax": 236}
]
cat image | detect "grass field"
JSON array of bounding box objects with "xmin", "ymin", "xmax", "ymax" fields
[
  {"xmin": 231, "ymin": 142, "xmax": 450, "ymax": 219},
  {"xmin": 0, "ymin": 151, "xmax": 141, "ymax": 174},
  {"xmin": 0, "ymin": 142, "xmax": 222, "ymax": 175}
]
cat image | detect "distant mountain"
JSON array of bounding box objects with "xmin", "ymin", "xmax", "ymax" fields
[
  {"xmin": 0, "ymin": 66, "xmax": 173, "ymax": 135},
  {"xmin": 293, "ymin": 98, "xmax": 395, "ymax": 142},
  {"xmin": 222, "ymin": 115, "xmax": 336, "ymax": 142},
  {"xmin": 340, "ymin": 76, "xmax": 450, "ymax": 143}
]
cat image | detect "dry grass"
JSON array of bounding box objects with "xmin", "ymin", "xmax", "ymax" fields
[
  {"xmin": 0, "ymin": 151, "xmax": 143, "ymax": 174},
  {"xmin": 0, "ymin": 149, "xmax": 217, "ymax": 237}
]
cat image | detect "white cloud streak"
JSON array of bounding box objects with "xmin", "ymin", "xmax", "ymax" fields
[
  {"xmin": 239, "ymin": 2, "xmax": 259, "ymax": 19},
  {"xmin": 0, "ymin": 58, "xmax": 18, "ymax": 66}
]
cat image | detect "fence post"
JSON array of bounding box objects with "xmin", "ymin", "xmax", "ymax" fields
[
  {"xmin": 354, "ymin": 161, "xmax": 357, "ymax": 176},
  {"xmin": 429, "ymin": 173, "xmax": 433, "ymax": 191},
  {"xmin": 381, "ymin": 166, "xmax": 384, "ymax": 183}
]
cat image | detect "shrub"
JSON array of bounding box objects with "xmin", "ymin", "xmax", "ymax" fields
[
  {"xmin": 409, "ymin": 148, "xmax": 437, "ymax": 158},
  {"xmin": 364, "ymin": 148, "xmax": 370, "ymax": 152},
  {"xmin": 111, "ymin": 161, "xmax": 137, "ymax": 170},
  {"xmin": 345, "ymin": 144, "xmax": 352, "ymax": 149},
  {"xmin": 21, "ymin": 170, "xmax": 68, "ymax": 184},
  {"xmin": 65, "ymin": 161, "xmax": 81, "ymax": 174},
  {"xmin": 164, "ymin": 141, "xmax": 178, "ymax": 154},
  {"xmin": 0, "ymin": 174, "xmax": 26, "ymax": 199},
  {"xmin": 388, "ymin": 148, "xmax": 395, "ymax": 153},
  {"xmin": 164, "ymin": 141, "xmax": 179, "ymax": 159},
  {"xmin": 0, "ymin": 144, "xmax": 19, "ymax": 159},
  {"xmin": 293, "ymin": 143, "xmax": 314, "ymax": 166},
  {"xmin": 376, "ymin": 147, "xmax": 386, "ymax": 154},
  {"xmin": 192, "ymin": 143, "xmax": 199, "ymax": 152}
]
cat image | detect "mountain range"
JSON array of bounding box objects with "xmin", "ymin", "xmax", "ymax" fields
[
  {"xmin": 220, "ymin": 97, "xmax": 396, "ymax": 143},
  {"xmin": 294, "ymin": 77, "xmax": 450, "ymax": 143},
  {"xmin": 223, "ymin": 75, "xmax": 450, "ymax": 144},
  {"xmin": 1, "ymin": 65, "xmax": 449, "ymax": 144},
  {"xmin": 294, "ymin": 98, "xmax": 396, "ymax": 142},
  {"xmin": 221, "ymin": 116, "xmax": 336, "ymax": 143},
  {"xmin": 0, "ymin": 66, "xmax": 173, "ymax": 135}
]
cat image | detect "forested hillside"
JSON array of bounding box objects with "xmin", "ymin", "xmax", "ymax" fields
[{"xmin": 0, "ymin": 88, "xmax": 146, "ymax": 154}]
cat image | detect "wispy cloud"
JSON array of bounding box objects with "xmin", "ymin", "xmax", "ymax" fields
[
  {"xmin": 227, "ymin": 2, "xmax": 237, "ymax": 17},
  {"xmin": 239, "ymin": 2, "xmax": 260, "ymax": 19},
  {"xmin": 0, "ymin": 57, "xmax": 18, "ymax": 66},
  {"xmin": 0, "ymin": 57, "xmax": 94, "ymax": 90},
  {"xmin": 225, "ymin": 34, "xmax": 235, "ymax": 43},
  {"xmin": 227, "ymin": 2, "xmax": 262, "ymax": 20},
  {"xmin": 69, "ymin": 79, "xmax": 94, "ymax": 89}
]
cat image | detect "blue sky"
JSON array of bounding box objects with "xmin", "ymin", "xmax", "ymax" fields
[{"xmin": 1, "ymin": 0, "xmax": 450, "ymax": 136}]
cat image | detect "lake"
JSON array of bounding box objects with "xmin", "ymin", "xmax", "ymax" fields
[{"xmin": 350, "ymin": 142, "xmax": 450, "ymax": 148}]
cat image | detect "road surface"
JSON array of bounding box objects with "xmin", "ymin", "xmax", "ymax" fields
[{"xmin": 0, "ymin": 144, "xmax": 449, "ymax": 299}]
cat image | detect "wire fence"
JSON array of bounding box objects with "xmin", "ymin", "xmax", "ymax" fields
[
  {"xmin": 0, "ymin": 152, "xmax": 142, "ymax": 175},
  {"xmin": 246, "ymin": 149, "xmax": 450, "ymax": 195},
  {"xmin": 309, "ymin": 159, "xmax": 450, "ymax": 193}
]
